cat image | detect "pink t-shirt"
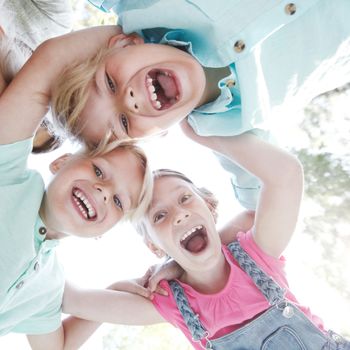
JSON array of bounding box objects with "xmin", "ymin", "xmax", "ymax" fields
[{"xmin": 152, "ymin": 231, "xmax": 324, "ymax": 349}]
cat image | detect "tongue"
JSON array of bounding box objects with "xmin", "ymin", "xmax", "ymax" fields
[
  {"xmin": 157, "ymin": 74, "xmax": 177, "ymax": 99},
  {"xmin": 186, "ymin": 234, "xmax": 206, "ymax": 253}
]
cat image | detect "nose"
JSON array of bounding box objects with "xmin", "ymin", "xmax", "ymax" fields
[
  {"xmin": 125, "ymin": 86, "xmax": 139, "ymax": 113},
  {"xmin": 95, "ymin": 184, "xmax": 109, "ymax": 202},
  {"xmin": 173, "ymin": 210, "xmax": 191, "ymax": 226}
]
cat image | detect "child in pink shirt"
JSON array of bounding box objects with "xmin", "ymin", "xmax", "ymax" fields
[
  {"xmin": 63, "ymin": 132, "xmax": 349, "ymax": 349},
  {"xmin": 152, "ymin": 230, "xmax": 325, "ymax": 346}
]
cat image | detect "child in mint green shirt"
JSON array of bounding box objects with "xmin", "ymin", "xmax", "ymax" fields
[{"xmin": 0, "ymin": 25, "xmax": 152, "ymax": 348}]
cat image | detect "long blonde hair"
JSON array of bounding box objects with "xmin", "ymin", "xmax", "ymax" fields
[{"xmin": 51, "ymin": 46, "xmax": 116, "ymax": 143}]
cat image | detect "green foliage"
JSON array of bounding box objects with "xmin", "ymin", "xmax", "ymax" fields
[
  {"xmin": 102, "ymin": 324, "xmax": 192, "ymax": 350},
  {"xmin": 293, "ymin": 84, "xmax": 350, "ymax": 313},
  {"xmin": 71, "ymin": 0, "xmax": 117, "ymax": 29}
]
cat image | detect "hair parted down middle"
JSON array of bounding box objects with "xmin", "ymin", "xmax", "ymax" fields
[
  {"xmin": 133, "ymin": 169, "xmax": 219, "ymax": 239},
  {"xmin": 77, "ymin": 138, "xmax": 154, "ymax": 223}
]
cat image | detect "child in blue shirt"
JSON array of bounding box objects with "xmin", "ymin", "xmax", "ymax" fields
[
  {"xmin": 0, "ymin": 25, "xmax": 152, "ymax": 347},
  {"xmin": 51, "ymin": 0, "xmax": 350, "ymax": 210}
]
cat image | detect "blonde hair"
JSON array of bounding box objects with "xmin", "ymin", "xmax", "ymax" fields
[
  {"xmin": 77, "ymin": 138, "xmax": 153, "ymax": 223},
  {"xmin": 134, "ymin": 169, "xmax": 218, "ymax": 239},
  {"xmin": 51, "ymin": 46, "xmax": 117, "ymax": 143}
]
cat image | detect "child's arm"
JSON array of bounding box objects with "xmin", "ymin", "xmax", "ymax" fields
[
  {"xmin": 182, "ymin": 122, "xmax": 303, "ymax": 258},
  {"xmin": 0, "ymin": 25, "xmax": 121, "ymax": 145},
  {"xmin": 219, "ymin": 210, "xmax": 255, "ymax": 245},
  {"xmin": 27, "ymin": 280, "xmax": 164, "ymax": 350}
]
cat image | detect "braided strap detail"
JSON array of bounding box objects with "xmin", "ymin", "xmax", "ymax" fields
[
  {"xmin": 227, "ymin": 241, "xmax": 285, "ymax": 305},
  {"xmin": 169, "ymin": 280, "xmax": 207, "ymax": 341}
]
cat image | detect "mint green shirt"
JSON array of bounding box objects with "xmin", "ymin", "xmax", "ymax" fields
[{"xmin": 0, "ymin": 138, "xmax": 64, "ymax": 335}]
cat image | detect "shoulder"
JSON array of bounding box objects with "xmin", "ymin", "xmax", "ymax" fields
[
  {"xmin": 151, "ymin": 280, "xmax": 186, "ymax": 325},
  {"xmin": 0, "ymin": 138, "xmax": 43, "ymax": 187},
  {"xmin": 232, "ymin": 231, "xmax": 286, "ymax": 276}
]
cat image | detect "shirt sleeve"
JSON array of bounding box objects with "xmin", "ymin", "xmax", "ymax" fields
[
  {"xmin": 12, "ymin": 296, "xmax": 62, "ymax": 335},
  {"xmin": 237, "ymin": 231, "xmax": 288, "ymax": 284},
  {"xmin": 0, "ymin": 138, "xmax": 33, "ymax": 185}
]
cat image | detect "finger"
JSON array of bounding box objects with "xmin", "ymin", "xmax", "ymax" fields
[
  {"xmin": 147, "ymin": 274, "xmax": 166, "ymax": 293},
  {"xmin": 133, "ymin": 285, "xmax": 152, "ymax": 299},
  {"xmin": 155, "ymin": 285, "xmax": 168, "ymax": 296},
  {"xmin": 140, "ymin": 266, "xmax": 155, "ymax": 287}
]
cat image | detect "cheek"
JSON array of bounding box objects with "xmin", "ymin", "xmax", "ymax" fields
[
  {"xmin": 133, "ymin": 114, "xmax": 183, "ymax": 137},
  {"xmin": 106, "ymin": 206, "xmax": 123, "ymax": 227}
]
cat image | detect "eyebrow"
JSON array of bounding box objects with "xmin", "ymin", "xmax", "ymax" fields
[{"xmin": 149, "ymin": 185, "xmax": 188, "ymax": 210}]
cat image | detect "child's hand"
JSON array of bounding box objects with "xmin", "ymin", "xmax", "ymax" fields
[
  {"xmin": 144, "ymin": 260, "xmax": 184, "ymax": 296},
  {"xmin": 107, "ymin": 278, "xmax": 152, "ymax": 299}
]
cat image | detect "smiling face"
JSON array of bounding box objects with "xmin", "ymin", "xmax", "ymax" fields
[
  {"xmin": 41, "ymin": 147, "xmax": 144, "ymax": 238},
  {"xmin": 144, "ymin": 176, "xmax": 222, "ymax": 272},
  {"xmin": 77, "ymin": 40, "xmax": 206, "ymax": 144}
]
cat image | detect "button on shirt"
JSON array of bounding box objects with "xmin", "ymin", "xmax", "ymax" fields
[
  {"xmin": 89, "ymin": 0, "xmax": 350, "ymax": 133},
  {"xmin": 0, "ymin": 138, "xmax": 64, "ymax": 336},
  {"xmin": 89, "ymin": 0, "xmax": 350, "ymax": 209}
]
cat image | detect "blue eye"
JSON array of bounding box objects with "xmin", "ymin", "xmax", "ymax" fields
[
  {"xmin": 113, "ymin": 195, "xmax": 123, "ymax": 210},
  {"xmin": 120, "ymin": 114, "xmax": 129, "ymax": 134},
  {"xmin": 106, "ymin": 73, "xmax": 116, "ymax": 93},
  {"xmin": 154, "ymin": 211, "xmax": 166, "ymax": 223},
  {"xmin": 93, "ymin": 165, "xmax": 103, "ymax": 178},
  {"xmin": 180, "ymin": 194, "xmax": 192, "ymax": 204}
]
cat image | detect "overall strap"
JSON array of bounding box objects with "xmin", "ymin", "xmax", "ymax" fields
[
  {"xmin": 227, "ymin": 241, "xmax": 285, "ymax": 305},
  {"xmin": 169, "ymin": 280, "xmax": 208, "ymax": 342}
]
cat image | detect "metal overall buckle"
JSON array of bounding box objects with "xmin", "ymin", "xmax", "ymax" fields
[
  {"xmin": 276, "ymin": 300, "xmax": 295, "ymax": 319},
  {"xmin": 194, "ymin": 330, "xmax": 213, "ymax": 350}
]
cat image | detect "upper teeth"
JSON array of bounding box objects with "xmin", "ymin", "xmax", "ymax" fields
[
  {"xmin": 73, "ymin": 189, "xmax": 96, "ymax": 219},
  {"xmin": 146, "ymin": 71, "xmax": 177, "ymax": 110},
  {"xmin": 180, "ymin": 225, "xmax": 202, "ymax": 242},
  {"xmin": 146, "ymin": 76, "xmax": 162, "ymax": 109}
]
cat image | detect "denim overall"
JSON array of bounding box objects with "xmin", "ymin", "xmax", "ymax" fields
[{"xmin": 169, "ymin": 241, "xmax": 350, "ymax": 350}]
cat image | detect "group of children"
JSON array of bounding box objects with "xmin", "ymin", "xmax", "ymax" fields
[{"xmin": 1, "ymin": 1, "xmax": 350, "ymax": 349}]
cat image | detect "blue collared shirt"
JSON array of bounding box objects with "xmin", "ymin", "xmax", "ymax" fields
[
  {"xmin": 88, "ymin": 0, "xmax": 350, "ymax": 208},
  {"xmin": 89, "ymin": 0, "xmax": 350, "ymax": 133}
]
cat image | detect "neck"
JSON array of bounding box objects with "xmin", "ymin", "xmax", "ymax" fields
[
  {"xmin": 39, "ymin": 195, "xmax": 67, "ymax": 240},
  {"xmin": 196, "ymin": 66, "xmax": 231, "ymax": 107},
  {"xmin": 181, "ymin": 251, "xmax": 230, "ymax": 294}
]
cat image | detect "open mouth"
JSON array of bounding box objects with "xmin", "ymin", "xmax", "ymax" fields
[
  {"xmin": 146, "ymin": 69, "xmax": 180, "ymax": 110},
  {"xmin": 180, "ymin": 225, "xmax": 208, "ymax": 254},
  {"xmin": 72, "ymin": 187, "xmax": 97, "ymax": 221}
]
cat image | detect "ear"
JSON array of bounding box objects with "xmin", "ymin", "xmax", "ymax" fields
[
  {"xmin": 204, "ymin": 197, "xmax": 218, "ymax": 223},
  {"xmin": 0, "ymin": 26, "xmax": 5, "ymax": 37},
  {"xmin": 108, "ymin": 32, "xmax": 144, "ymax": 49},
  {"xmin": 145, "ymin": 239, "xmax": 166, "ymax": 259},
  {"xmin": 49, "ymin": 153, "xmax": 73, "ymax": 174}
]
